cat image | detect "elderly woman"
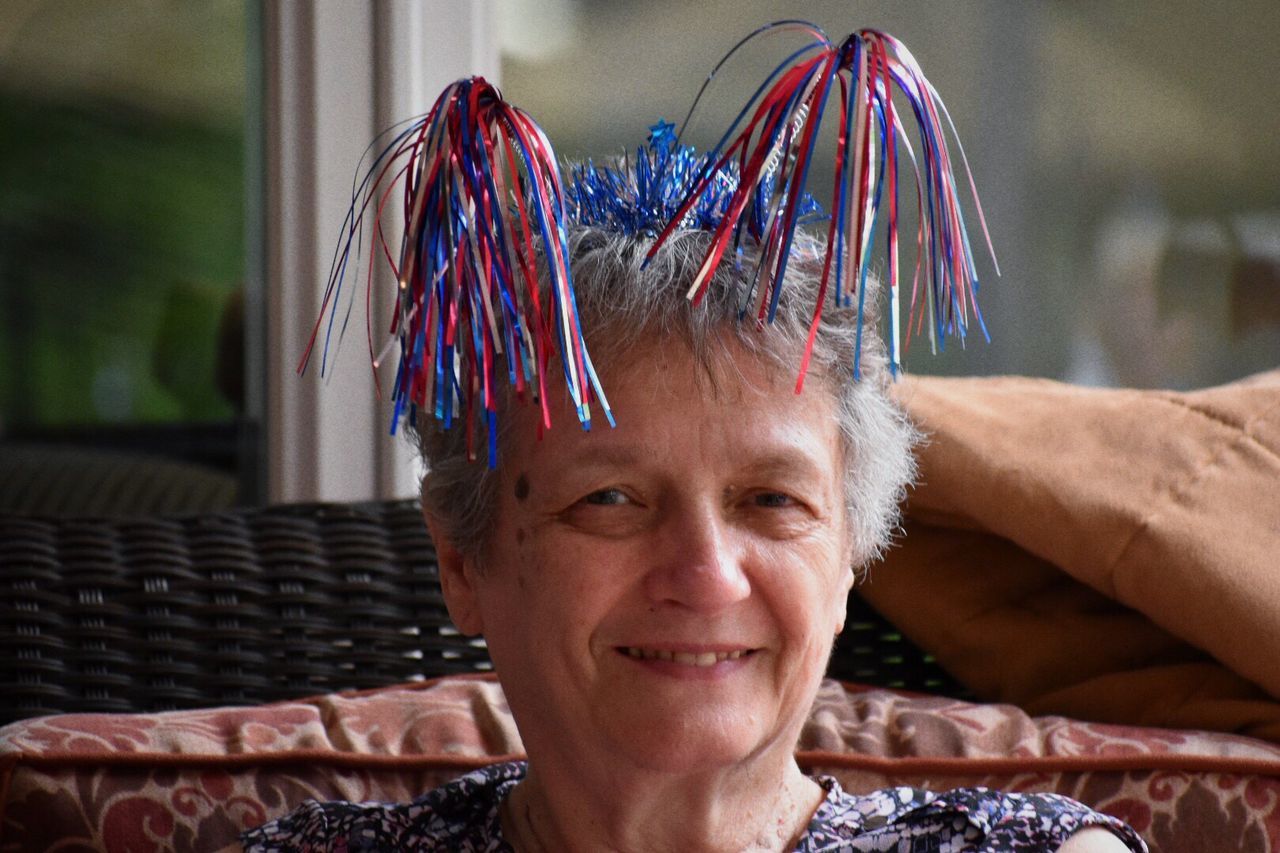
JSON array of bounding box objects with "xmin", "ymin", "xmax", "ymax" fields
[
  {"xmin": 242, "ymin": 26, "xmax": 1145, "ymax": 852},
  {"xmin": 241, "ymin": 241, "xmax": 1142, "ymax": 852}
]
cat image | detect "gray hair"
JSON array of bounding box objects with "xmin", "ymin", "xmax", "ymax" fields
[{"xmin": 412, "ymin": 225, "xmax": 918, "ymax": 569}]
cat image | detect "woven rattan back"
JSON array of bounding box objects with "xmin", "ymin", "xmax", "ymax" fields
[{"xmin": 0, "ymin": 500, "xmax": 963, "ymax": 724}]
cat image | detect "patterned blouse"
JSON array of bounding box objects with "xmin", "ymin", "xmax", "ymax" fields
[{"xmin": 241, "ymin": 761, "xmax": 1147, "ymax": 851}]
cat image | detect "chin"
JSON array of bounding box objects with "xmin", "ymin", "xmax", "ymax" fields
[
  {"xmin": 619, "ymin": 739, "xmax": 760, "ymax": 775},
  {"xmin": 601, "ymin": 704, "xmax": 788, "ymax": 775}
]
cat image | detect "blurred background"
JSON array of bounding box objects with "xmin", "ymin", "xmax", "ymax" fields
[
  {"xmin": 0, "ymin": 0, "xmax": 1276, "ymax": 516},
  {"xmin": 0, "ymin": 0, "xmax": 248, "ymax": 515}
]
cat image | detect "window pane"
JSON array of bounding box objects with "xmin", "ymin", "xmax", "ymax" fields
[
  {"xmin": 498, "ymin": 1, "xmax": 1280, "ymax": 389},
  {"xmin": 0, "ymin": 0, "xmax": 251, "ymax": 515}
]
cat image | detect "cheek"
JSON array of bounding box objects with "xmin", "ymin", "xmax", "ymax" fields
[
  {"xmin": 761, "ymin": 540, "xmax": 849, "ymax": 638},
  {"xmin": 513, "ymin": 524, "xmax": 602, "ymax": 606},
  {"xmin": 478, "ymin": 507, "xmax": 541, "ymax": 604},
  {"xmin": 514, "ymin": 529, "xmax": 545, "ymax": 592}
]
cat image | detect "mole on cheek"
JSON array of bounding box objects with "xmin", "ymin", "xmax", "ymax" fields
[
  {"xmin": 514, "ymin": 473, "xmax": 530, "ymax": 501},
  {"xmin": 515, "ymin": 527, "xmax": 526, "ymax": 545}
]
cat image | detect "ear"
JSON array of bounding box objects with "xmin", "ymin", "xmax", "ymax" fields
[
  {"xmin": 831, "ymin": 564, "xmax": 856, "ymax": 637},
  {"xmin": 831, "ymin": 530, "xmax": 860, "ymax": 637},
  {"xmin": 424, "ymin": 512, "xmax": 485, "ymax": 636}
]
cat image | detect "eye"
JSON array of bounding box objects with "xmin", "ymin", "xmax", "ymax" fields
[
  {"xmin": 583, "ymin": 488, "xmax": 630, "ymax": 506},
  {"xmin": 738, "ymin": 488, "xmax": 823, "ymax": 540},
  {"xmin": 561, "ymin": 487, "xmax": 647, "ymax": 538},
  {"xmin": 751, "ymin": 491, "xmax": 798, "ymax": 509}
]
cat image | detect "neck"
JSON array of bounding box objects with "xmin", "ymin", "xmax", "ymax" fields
[{"xmin": 501, "ymin": 753, "xmax": 824, "ymax": 853}]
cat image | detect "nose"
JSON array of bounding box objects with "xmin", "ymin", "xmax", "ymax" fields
[{"xmin": 642, "ymin": 502, "xmax": 751, "ymax": 612}]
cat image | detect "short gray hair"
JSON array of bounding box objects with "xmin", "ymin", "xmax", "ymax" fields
[{"xmin": 412, "ymin": 225, "xmax": 918, "ymax": 569}]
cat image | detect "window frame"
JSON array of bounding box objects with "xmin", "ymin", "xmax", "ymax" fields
[{"xmin": 258, "ymin": 0, "xmax": 498, "ymax": 503}]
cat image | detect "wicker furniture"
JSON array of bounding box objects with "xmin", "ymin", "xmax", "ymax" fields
[{"xmin": 0, "ymin": 500, "xmax": 965, "ymax": 725}]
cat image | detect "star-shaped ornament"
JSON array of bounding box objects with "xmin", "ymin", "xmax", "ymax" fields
[{"xmin": 647, "ymin": 119, "xmax": 676, "ymax": 151}]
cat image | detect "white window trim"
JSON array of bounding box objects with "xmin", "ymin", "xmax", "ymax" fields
[{"xmin": 260, "ymin": 0, "xmax": 498, "ymax": 504}]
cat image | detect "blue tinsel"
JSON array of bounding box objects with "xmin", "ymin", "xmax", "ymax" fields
[{"xmin": 565, "ymin": 120, "xmax": 823, "ymax": 239}]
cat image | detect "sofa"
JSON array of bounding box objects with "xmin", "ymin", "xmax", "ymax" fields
[{"xmin": 2, "ymin": 372, "xmax": 1278, "ymax": 851}]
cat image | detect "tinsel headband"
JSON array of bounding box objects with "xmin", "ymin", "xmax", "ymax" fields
[{"xmin": 299, "ymin": 21, "xmax": 998, "ymax": 465}]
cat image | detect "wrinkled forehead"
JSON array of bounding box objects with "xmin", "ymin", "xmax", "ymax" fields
[
  {"xmin": 515, "ymin": 319, "xmax": 821, "ymax": 417},
  {"xmin": 592, "ymin": 330, "xmax": 794, "ymax": 403},
  {"xmin": 498, "ymin": 333, "xmax": 845, "ymax": 477}
]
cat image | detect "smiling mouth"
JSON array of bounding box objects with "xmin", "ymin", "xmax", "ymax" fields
[{"xmin": 618, "ymin": 647, "xmax": 754, "ymax": 666}]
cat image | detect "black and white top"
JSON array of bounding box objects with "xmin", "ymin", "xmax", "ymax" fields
[{"xmin": 241, "ymin": 761, "xmax": 1147, "ymax": 851}]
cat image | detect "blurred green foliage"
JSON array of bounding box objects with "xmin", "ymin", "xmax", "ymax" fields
[{"xmin": 0, "ymin": 90, "xmax": 243, "ymax": 427}]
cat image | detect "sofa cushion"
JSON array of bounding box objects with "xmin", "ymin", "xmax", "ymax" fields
[{"xmin": 3, "ymin": 675, "xmax": 1279, "ymax": 851}]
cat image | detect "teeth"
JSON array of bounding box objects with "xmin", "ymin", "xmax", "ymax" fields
[{"xmin": 623, "ymin": 648, "xmax": 749, "ymax": 666}]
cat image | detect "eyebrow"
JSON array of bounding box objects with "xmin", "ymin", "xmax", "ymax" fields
[
  {"xmin": 555, "ymin": 445, "xmax": 645, "ymax": 470},
  {"xmin": 736, "ymin": 450, "xmax": 829, "ymax": 482},
  {"xmin": 557, "ymin": 444, "xmax": 828, "ymax": 481}
]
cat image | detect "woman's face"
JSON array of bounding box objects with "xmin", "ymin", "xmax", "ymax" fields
[{"xmin": 435, "ymin": 341, "xmax": 854, "ymax": 776}]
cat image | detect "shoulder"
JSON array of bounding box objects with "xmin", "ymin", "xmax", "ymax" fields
[
  {"xmin": 967, "ymin": 788, "xmax": 1147, "ymax": 851},
  {"xmin": 1058, "ymin": 827, "xmax": 1140, "ymax": 853},
  {"xmin": 239, "ymin": 761, "xmax": 525, "ymax": 852},
  {"xmin": 801, "ymin": 778, "xmax": 1146, "ymax": 852},
  {"xmin": 800, "ymin": 777, "xmax": 933, "ymax": 847}
]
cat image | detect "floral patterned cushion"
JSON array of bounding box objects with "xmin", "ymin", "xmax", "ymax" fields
[{"xmin": 2, "ymin": 676, "xmax": 1278, "ymax": 851}]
